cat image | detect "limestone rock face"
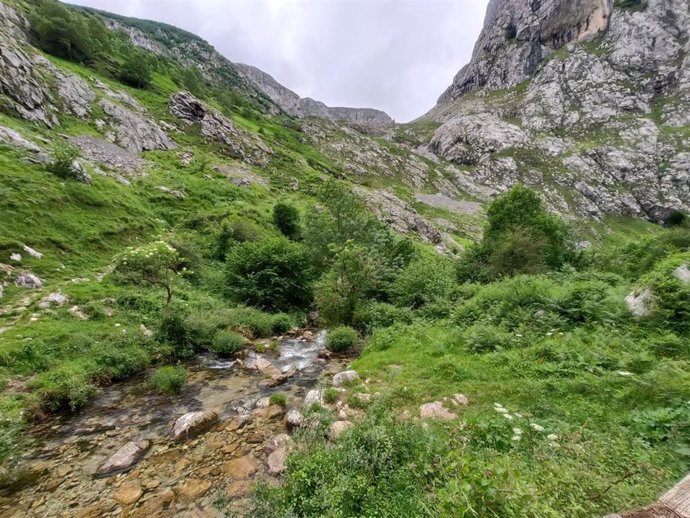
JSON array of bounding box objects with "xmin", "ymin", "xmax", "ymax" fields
[
  {"xmin": 439, "ymin": 0, "xmax": 612, "ymax": 101},
  {"xmin": 169, "ymin": 91, "xmax": 270, "ymax": 164},
  {"xmin": 100, "ymin": 100, "xmax": 175, "ymax": 153},
  {"xmin": 424, "ymin": 0, "xmax": 690, "ymax": 222}
]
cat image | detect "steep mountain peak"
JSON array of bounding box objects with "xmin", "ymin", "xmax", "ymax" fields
[
  {"xmin": 439, "ymin": 0, "xmax": 612, "ymax": 102},
  {"xmin": 236, "ymin": 63, "xmax": 393, "ymax": 127}
]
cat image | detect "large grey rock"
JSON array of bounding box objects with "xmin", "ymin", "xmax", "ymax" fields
[
  {"xmin": 70, "ymin": 136, "xmax": 146, "ymax": 175},
  {"xmin": 96, "ymin": 440, "xmax": 150, "ymax": 476},
  {"xmin": 14, "ymin": 273, "xmax": 42, "ymax": 289},
  {"xmin": 429, "ymin": 114, "xmax": 529, "ymax": 165},
  {"xmin": 169, "ymin": 91, "xmax": 270, "ymax": 164},
  {"xmin": 0, "ymin": 125, "xmax": 41, "ymax": 153},
  {"xmin": 38, "ymin": 291, "xmax": 68, "ymax": 309},
  {"xmin": 332, "ymin": 370, "xmax": 359, "ymax": 387},
  {"xmin": 100, "ymin": 99, "xmax": 175, "ymax": 153},
  {"xmin": 171, "ymin": 411, "xmax": 218, "ymax": 441}
]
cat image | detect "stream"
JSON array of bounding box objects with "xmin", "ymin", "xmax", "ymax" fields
[{"xmin": 0, "ymin": 330, "xmax": 347, "ymax": 517}]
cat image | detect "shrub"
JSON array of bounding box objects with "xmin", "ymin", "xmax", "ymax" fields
[
  {"xmin": 641, "ymin": 252, "xmax": 690, "ymax": 333},
  {"xmin": 31, "ymin": 364, "xmax": 97, "ymax": 412},
  {"xmin": 150, "ymin": 366, "xmax": 187, "ymax": 395},
  {"xmin": 323, "ymin": 387, "xmax": 339, "ymax": 404},
  {"xmin": 119, "ymin": 49, "xmax": 153, "ymax": 88},
  {"xmin": 352, "ymin": 302, "xmax": 414, "ymax": 332},
  {"xmin": 157, "ymin": 310, "xmax": 196, "ymax": 359},
  {"xmin": 457, "ymin": 185, "xmax": 575, "ymax": 281},
  {"xmin": 225, "ymin": 238, "xmax": 314, "ymax": 311},
  {"xmin": 210, "ymin": 331, "xmax": 245, "ymax": 357},
  {"xmin": 270, "ymin": 313, "xmax": 293, "ymax": 335},
  {"xmin": 47, "ymin": 141, "xmax": 80, "ymax": 180},
  {"xmin": 269, "ymin": 393, "xmax": 288, "ymax": 407},
  {"xmin": 273, "ymin": 202, "xmax": 301, "ymax": 240},
  {"xmin": 253, "ymin": 414, "xmax": 445, "ymax": 517},
  {"xmin": 214, "ymin": 217, "xmax": 261, "ymax": 260},
  {"xmin": 315, "ymin": 242, "xmax": 378, "ymax": 326},
  {"xmin": 326, "ymin": 326, "xmax": 358, "ymax": 352},
  {"xmin": 463, "ymin": 323, "xmax": 514, "ymax": 353},
  {"xmin": 389, "ymin": 254, "xmax": 454, "ymax": 308}
]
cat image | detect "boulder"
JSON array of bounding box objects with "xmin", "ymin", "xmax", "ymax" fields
[
  {"xmin": 38, "ymin": 291, "xmax": 68, "ymax": 309},
  {"xmin": 22, "ymin": 245, "xmax": 42, "ymax": 259},
  {"xmin": 419, "ymin": 402, "xmax": 457, "ymax": 420},
  {"xmin": 285, "ymin": 409, "xmax": 304, "ymax": 431},
  {"xmin": 177, "ymin": 478, "xmax": 212, "ymax": 501},
  {"xmin": 303, "ymin": 389, "xmax": 324, "ymax": 408},
  {"xmin": 333, "ymin": 370, "xmax": 359, "ymax": 387},
  {"xmin": 100, "ymin": 99, "xmax": 175, "ymax": 153},
  {"xmin": 328, "ymin": 420, "xmax": 353, "ymax": 440},
  {"xmin": 97, "ymin": 440, "xmax": 150, "ymax": 476},
  {"xmin": 267, "ymin": 447, "xmax": 287, "ymax": 475},
  {"xmin": 626, "ymin": 288, "xmax": 654, "ymax": 318},
  {"xmin": 171, "ymin": 411, "xmax": 218, "ymax": 441},
  {"xmin": 14, "ymin": 273, "xmax": 42, "ymax": 289}
]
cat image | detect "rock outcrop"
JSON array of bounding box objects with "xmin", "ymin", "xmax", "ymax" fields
[
  {"xmin": 169, "ymin": 91, "xmax": 270, "ymax": 164},
  {"xmin": 423, "ymin": 0, "xmax": 690, "ymax": 222},
  {"xmin": 100, "ymin": 100, "xmax": 175, "ymax": 153}
]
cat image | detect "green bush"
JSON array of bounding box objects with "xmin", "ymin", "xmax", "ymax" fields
[
  {"xmin": 254, "ymin": 414, "xmax": 446, "ymax": 517},
  {"xmin": 352, "ymin": 302, "xmax": 414, "ymax": 332},
  {"xmin": 213, "ymin": 217, "xmax": 262, "ymax": 260},
  {"xmin": 270, "ymin": 313, "xmax": 293, "ymax": 334},
  {"xmin": 150, "ymin": 366, "xmax": 187, "ymax": 395},
  {"xmin": 463, "ymin": 323, "xmax": 514, "ymax": 353},
  {"xmin": 30, "ymin": 364, "xmax": 97, "ymax": 412},
  {"xmin": 225, "ymin": 238, "xmax": 314, "ymax": 311},
  {"xmin": 118, "ymin": 49, "xmax": 153, "ymax": 88},
  {"xmin": 389, "ymin": 254, "xmax": 454, "ymax": 308},
  {"xmin": 641, "ymin": 252, "xmax": 690, "ymax": 333},
  {"xmin": 157, "ymin": 310, "xmax": 196, "ymax": 359},
  {"xmin": 269, "ymin": 393, "xmax": 288, "ymax": 407},
  {"xmin": 273, "ymin": 202, "xmax": 301, "ymax": 240},
  {"xmin": 225, "ymin": 306, "xmax": 274, "ymax": 338},
  {"xmin": 326, "ymin": 326, "xmax": 358, "ymax": 352},
  {"xmin": 47, "ymin": 141, "xmax": 80, "ymax": 180},
  {"xmin": 457, "ymin": 185, "xmax": 575, "ymax": 281},
  {"xmin": 323, "ymin": 387, "xmax": 340, "ymax": 404},
  {"xmin": 210, "ymin": 331, "xmax": 245, "ymax": 357}
]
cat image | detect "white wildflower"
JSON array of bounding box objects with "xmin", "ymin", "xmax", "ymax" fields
[
  {"xmin": 530, "ymin": 423, "xmax": 545, "ymax": 432},
  {"xmin": 495, "ymin": 407, "xmax": 509, "ymax": 414},
  {"xmin": 547, "ymin": 434, "xmax": 558, "ymax": 441},
  {"xmin": 511, "ymin": 435, "xmax": 521, "ymax": 442},
  {"xmin": 512, "ymin": 428, "xmax": 523, "ymax": 435},
  {"xmin": 503, "ymin": 414, "xmax": 514, "ymax": 420},
  {"xmin": 617, "ymin": 371, "xmax": 634, "ymax": 377}
]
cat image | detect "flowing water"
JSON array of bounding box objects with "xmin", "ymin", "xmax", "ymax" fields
[{"xmin": 0, "ymin": 330, "xmax": 345, "ymax": 518}]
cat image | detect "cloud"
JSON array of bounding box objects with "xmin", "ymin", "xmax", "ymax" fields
[{"xmin": 73, "ymin": 0, "xmax": 488, "ymax": 122}]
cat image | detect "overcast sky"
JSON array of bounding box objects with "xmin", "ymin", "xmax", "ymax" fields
[{"xmin": 73, "ymin": 0, "xmax": 489, "ymax": 122}]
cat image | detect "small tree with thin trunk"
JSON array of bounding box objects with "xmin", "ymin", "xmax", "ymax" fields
[{"xmin": 115, "ymin": 241, "xmax": 181, "ymax": 315}]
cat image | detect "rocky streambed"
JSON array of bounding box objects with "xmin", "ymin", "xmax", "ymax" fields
[{"xmin": 0, "ymin": 330, "xmax": 351, "ymax": 517}]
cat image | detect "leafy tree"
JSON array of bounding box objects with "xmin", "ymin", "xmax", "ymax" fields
[
  {"xmin": 457, "ymin": 185, "xmax": 574, "ymax": 281},
  {"xmin": 273, "ymin": 202, "xmax": 301, "ymax": 240},
  {"xmin": 31, "ymin": 2, "xmax": 94, "ymax": 62},
  {"xmin": 315, "ymin": 242, "xmax": 378, "ymax": 325},
  {"xmin": 119, "ymin": 49, "xmax": 153, "ymax": 88},
  {"xmin": 178, "ymin": 66, "xmax": 206, "ymax": 97},
  {"xmin": 224, "ymin": 238, "xmax": 314, "ymax": 311},
  {"xmin": 389, "ymin": 253, "xmax": 454, "ymax": 308},
  {"xmin": 114, "ymin": 241, "xmax": 181, "ymax": 314},
  {"xmin": 302, "ymin": 180, "xmax": 387, "ymax": 269}
]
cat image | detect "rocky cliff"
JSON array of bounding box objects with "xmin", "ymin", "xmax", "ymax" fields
[
  {"xmin": 423, "ymin": 0, "xmax": 690, "ymax": 223},
  {"xmin": 236, "ymin": 63, "xmax": 393, "ymax": 127}
]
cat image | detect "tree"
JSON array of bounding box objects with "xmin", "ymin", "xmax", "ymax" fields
[
  {"xmin": 457, "ymin": 185, "xmax": 574, "ymax": 281},
  {"xmin": 389, "ymin": 253, "xmax": 454, "ymax": 308},
  {"xmin": 302, "ymin": 180, "xmax": 387, "ymax": 269},
  {"xmin": 315, "ymin": 242, "xmax": 378, "ymax": 325},
  {"xmin": 119, "ymin": 49, "xmax": 153, "ymax": 88},
  {"xmin": 114, "ymin": 241, "xmax": 181, "ymax": 315},
  {"xmin": 225, "ymin": 238, "xmax": 314, "ymax": 311},
  {"xmin": 273, "ymin": 202, "xmax": 301, "ymax": 240}
]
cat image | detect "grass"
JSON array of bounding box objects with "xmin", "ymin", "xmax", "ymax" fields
[{"xmin": 150, "ymin": 365, "xmax": 187, "ymax": 395}]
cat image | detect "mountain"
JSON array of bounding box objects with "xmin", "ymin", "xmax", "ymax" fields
[
  {"xmin": 421, "ymin": 0, "xmax": 690, "ymax": 223},
  {"xmin": 236, "ymin": 63, "xmax": 393, "ymax": 127}
]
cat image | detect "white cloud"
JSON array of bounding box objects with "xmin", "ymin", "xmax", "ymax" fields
[{"xmin": 72, "ymin": 0, "xmax": 489, "ymax": 121}]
